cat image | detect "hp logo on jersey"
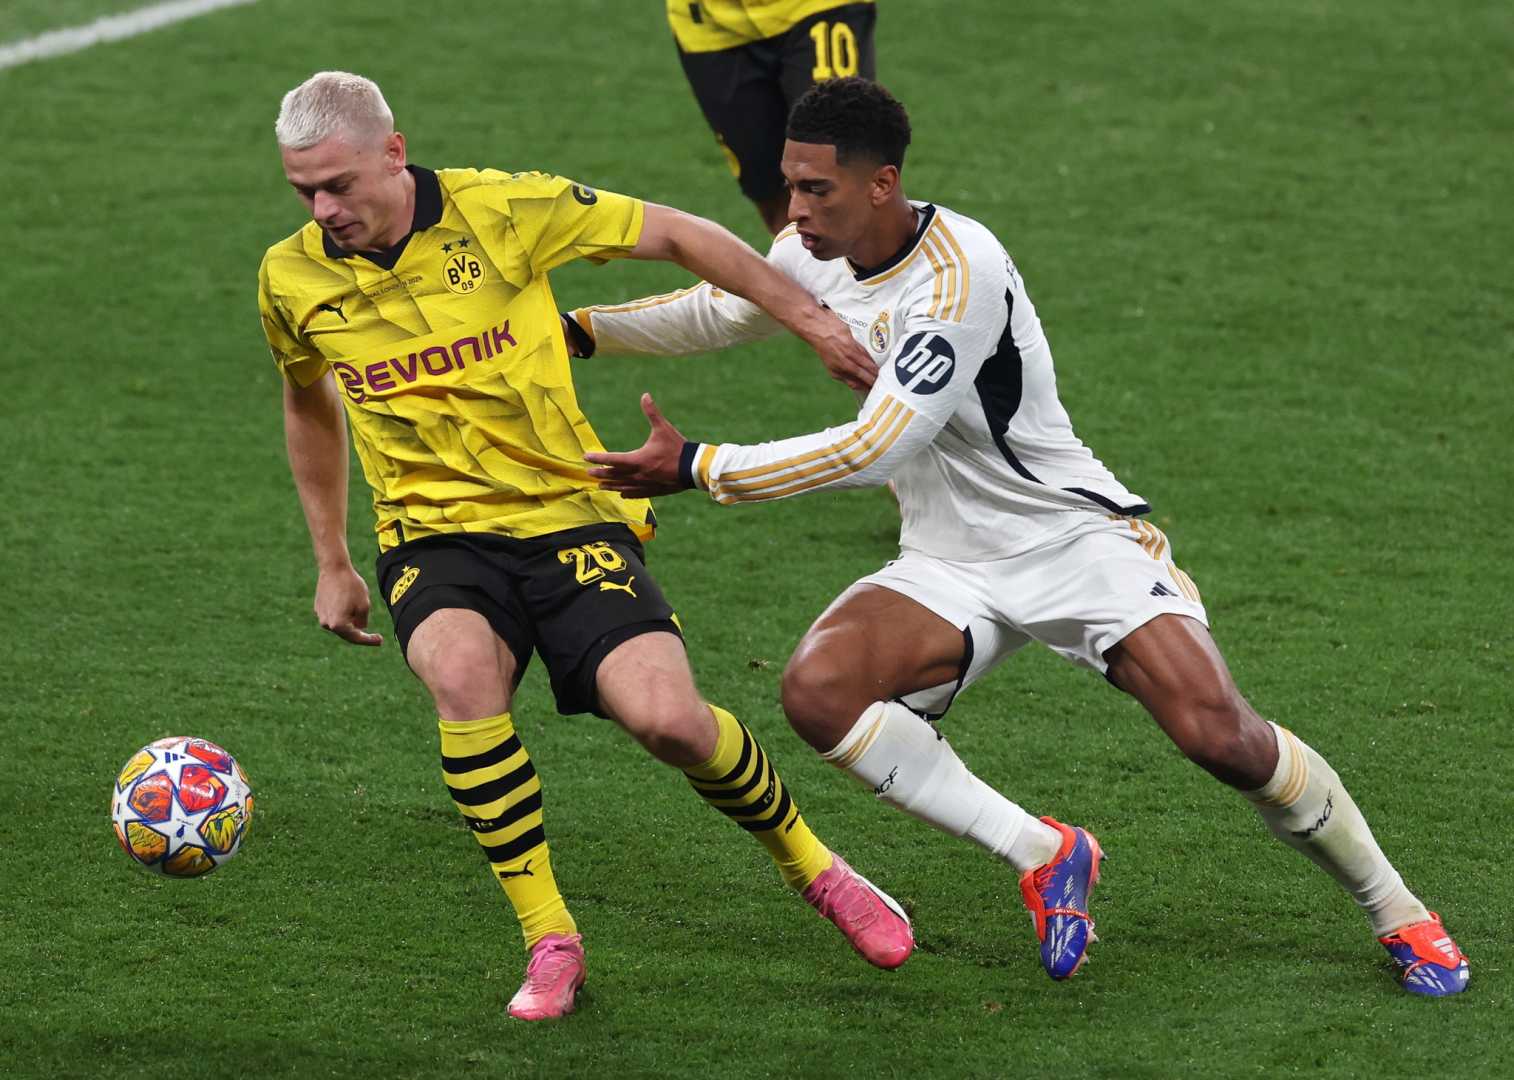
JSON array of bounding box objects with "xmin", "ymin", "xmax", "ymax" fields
[{"xmin": 894, "ymin": 332, "xmax": 956, "ymax": 394}]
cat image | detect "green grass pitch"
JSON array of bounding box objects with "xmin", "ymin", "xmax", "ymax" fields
[{"xmin": 1, "ymin": 1, "xmax": 1511, "ymax": 1077}]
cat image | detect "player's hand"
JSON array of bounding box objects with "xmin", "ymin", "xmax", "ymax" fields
[
  {"xmin": 584, "ymin": 393, "xmax": 690, "ymax": 498},
  {"xmin": 798, "ymin": 305, "xmax": 877, "ymax": 391},
  {"xmin": 314, "ymin": 564, "xmax": 383, "ymax": 646}
]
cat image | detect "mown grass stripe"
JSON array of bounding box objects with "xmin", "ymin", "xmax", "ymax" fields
[{"xmin": 0, "ymin": 0, "xmax": 257, "ymax": 71}]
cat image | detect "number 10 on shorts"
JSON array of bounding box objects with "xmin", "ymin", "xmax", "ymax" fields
[{"xmin": 810, "ymin": 20, "xmax": 860, "ymax": 80}]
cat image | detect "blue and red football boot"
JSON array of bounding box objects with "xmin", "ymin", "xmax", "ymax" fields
[
  {"xmin": 1379, "ymin": 913, "xmax": 1469, "ymax": 996},
  {"xmin": 1018, "ymin": 817, "xmax": 1104, "ymax": 980}
]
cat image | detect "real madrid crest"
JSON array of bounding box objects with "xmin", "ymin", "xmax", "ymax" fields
[{"xmin": 869, "ymin": 310, "xmax": 892, "ymax": 354}]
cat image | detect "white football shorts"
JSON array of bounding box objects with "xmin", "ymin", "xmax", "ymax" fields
[{"xmin": 859, "ymin": 514, "xmax": 1209, "ymax": 716}]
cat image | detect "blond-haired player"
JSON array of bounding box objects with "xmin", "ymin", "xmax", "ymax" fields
[{"xmin": 257, "ymin": 71, "xmax": 912, "ymax": 1022}]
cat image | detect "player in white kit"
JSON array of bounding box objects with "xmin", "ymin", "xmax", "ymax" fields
[{"xmin": 572, "ymin": 78, "xmax": 1467, "ymax": 995}]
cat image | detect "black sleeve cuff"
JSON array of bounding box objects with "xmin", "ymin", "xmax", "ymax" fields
[
  {"xmin": 562, "ymin": 312, "xmax": 595, "ymax": 358},
  {"xmin": 677, "ymin": 442, "xmax": 700, "ymax": 491}
]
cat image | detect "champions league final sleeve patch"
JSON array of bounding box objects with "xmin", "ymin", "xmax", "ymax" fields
[{"xmin": 893, "ymin": 332, "xmax": 956, "ymax": 394}]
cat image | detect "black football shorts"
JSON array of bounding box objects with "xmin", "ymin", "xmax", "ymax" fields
[
  {"xmin": 677, "ymin": 1, "xmax": 878, "ymax": 201},
  {"xmin": 375, "ymin": 524, "xmax": 680, "ymax": 718}
]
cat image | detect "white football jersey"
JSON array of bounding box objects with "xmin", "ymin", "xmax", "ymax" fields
[{"xmin": 574, "ymin": 203, "xmax": 1148, "ymax": 561}]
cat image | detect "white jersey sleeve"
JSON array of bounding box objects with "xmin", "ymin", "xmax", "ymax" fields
[
  {"xmin": 682, "ymin": 249, "xmax": 1012, "ymax": 504},
  {"xmin": 567, "ymin": 230, "xmax": 820, "ymax": 356}
]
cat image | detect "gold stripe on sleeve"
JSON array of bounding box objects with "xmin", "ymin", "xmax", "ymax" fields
[
  {"xmin": 714, "ymin": 401, "xmax": 915, "ymax": 503},
  {"xmin": 716, "ymin": 399, "xmax": 906, "ymax": 492},
  {"xmin": 719, "ymin": 399, "xmax": 902, "ymax": 484},
  {"xmin": 921, "ymin": 238, "xmax": 948, "ymax": 319},
  {"xmin": 934, "ymin": 220, "xmax": 973, "ymax": 322},
  {"xmin": 926, "ymin": 233, "xmax": 960, "ymax": 321}
]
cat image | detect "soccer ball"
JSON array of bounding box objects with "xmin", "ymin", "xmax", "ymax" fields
[{"xmin": 110, "ymin": 736, "xmax": 254, "ymax": 877}]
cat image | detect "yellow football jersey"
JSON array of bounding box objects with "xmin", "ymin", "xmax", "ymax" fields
[
  {"xmin": 667, "ymin": 0, "xmax": 875, "ymax": 52},
  {"xmin": 258, "ymin": 166, "xmax": 655, "ymax": 551}
]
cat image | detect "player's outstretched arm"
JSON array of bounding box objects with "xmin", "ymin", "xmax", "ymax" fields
[
  {"xmin": 587, "ymin": 378, "xmax": 949, "ymax": 504},
  {"xmin": 563, "ymin": 279, "xmax": 779, "ymax": 360},
  {"xmin": 590, "ymin": 290, "xmax": 1003, "ymax": 506},
  {"xmin": 282, "ymin": 374, "xmax": 382, "ymax": 647},
  {"xmin": 630, "ymin": 204, "xmax": 876, "ymax": 391}
]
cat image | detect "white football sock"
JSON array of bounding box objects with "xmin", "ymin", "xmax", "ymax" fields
[
  {"xmin": 1245, "ymin": 722, "xmax": 1429, "ymax": 936},
  {"xmin": 822, "ymin": 701, "xmax": 1061, "ymax": 872}
]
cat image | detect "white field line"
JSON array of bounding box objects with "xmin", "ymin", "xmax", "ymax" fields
[{"xmin": 0, "ymin": 0, "xmax": 258, "ymax": 72}]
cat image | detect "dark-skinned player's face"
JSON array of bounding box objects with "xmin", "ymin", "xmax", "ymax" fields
[
  {"xmin": 281, "ymin": 129, "xmax": 409, "ymax": 252},
  {"xmin": 781, "ymin": 140, "xmax": 889, "ymax": 261}
]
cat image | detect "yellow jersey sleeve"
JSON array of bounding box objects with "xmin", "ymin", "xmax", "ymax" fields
[
  {"xmin": 492, "ymin": 172, "xmax": 645, "ymax": 276},
  {"xmin": 257, "ymin": 250, "xmax": 329, "ymax": 388}
]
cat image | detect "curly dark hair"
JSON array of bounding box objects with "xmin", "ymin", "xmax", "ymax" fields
[{"xmin": 786, "ymin": 77, "xmax": 912, "ymax": 170}]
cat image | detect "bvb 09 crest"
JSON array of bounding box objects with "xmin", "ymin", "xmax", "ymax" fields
[{"xmin": 443, "ymin": 250, "xmax": 485, "ymax": 295}]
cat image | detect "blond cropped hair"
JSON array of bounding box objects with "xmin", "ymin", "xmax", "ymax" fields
[{"xmin": 275, "ymin": 71, "xmax": 394, "ymax": 149}]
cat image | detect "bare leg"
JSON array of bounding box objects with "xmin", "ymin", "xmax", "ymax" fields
[
  {"xmin": 1106, "ymin": 614, "xmax": 1431, "ymax": 936},
  {"xmin": 782, "ymin": 584, "xmax": 963, "ymax": 750},
  {"xmin": 406, "ymin": 607, "xmax": 516, "ymax": 720},
  {"xmin": 1103, "ymin": 614, "xmax": 1277, "ymax": 789}
]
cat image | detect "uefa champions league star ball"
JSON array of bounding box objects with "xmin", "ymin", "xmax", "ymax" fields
[{"xmin": 110, "ymin": 737, "xmax": 254, "ymax": 877}]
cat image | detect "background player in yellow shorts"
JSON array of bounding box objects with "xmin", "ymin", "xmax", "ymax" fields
[{"xmin": 669, "ymin": 0, "xmax": 878, "ymax": 233}]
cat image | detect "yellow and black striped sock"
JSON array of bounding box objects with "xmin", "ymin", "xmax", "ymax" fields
[
  {"xmin": 683, "ymin": 705, "xmax": 833, "ymax": 890},
  {"xmin": 439, "ymin": 712, "xmax": 576, "ymax": 948}
]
